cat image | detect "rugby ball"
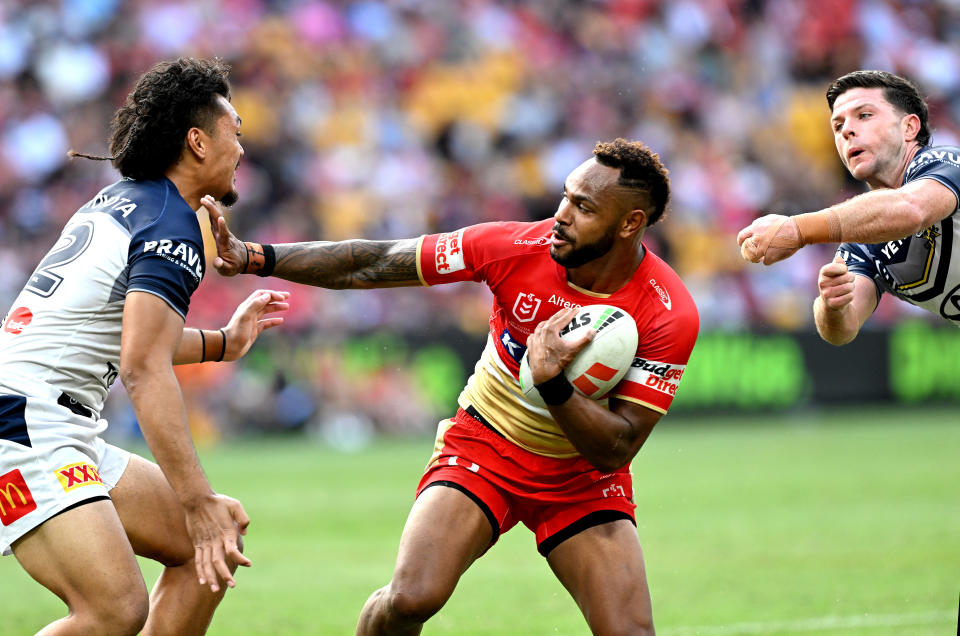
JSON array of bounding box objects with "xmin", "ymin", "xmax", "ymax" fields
[{"xmin": 518, "ymin": 304, "xmax": 638, "ymax": 407}]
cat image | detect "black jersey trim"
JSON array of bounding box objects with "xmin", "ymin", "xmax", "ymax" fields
[{"xmin": 420, "ymin": 480, "xmax": 500, "ymax": 545}]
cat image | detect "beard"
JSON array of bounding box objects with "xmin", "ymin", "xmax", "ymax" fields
[
  {"xmin": 550, "ymin": 225, "xmax": 617, "ymax": 268},
  {"xmin": 220, "ymin": 188, "xmax": 239, "ymax": 207}
]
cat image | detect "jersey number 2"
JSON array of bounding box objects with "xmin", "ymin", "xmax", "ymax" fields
[{"xmin": 26, "ymin": 222, "xmax": 94, "ymax": 297}]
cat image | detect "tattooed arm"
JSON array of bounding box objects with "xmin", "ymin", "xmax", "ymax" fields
[
  {"xmin": 269, "ymin": 239, "xmax": 421, "ymax": 289},
  {"xmin": 202, "ymin": 196, "xmax": 422, "ymax": 288}
]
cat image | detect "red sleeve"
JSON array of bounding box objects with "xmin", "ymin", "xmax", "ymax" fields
[
  {"xmin": 417, "ymin": 220, "xmax": 551, "ymax": 286},
  {"xmin": 611, "ymin": 293, "xmax": 699, "ymax": 414},
  {"xmin": 417, "ymin": 227, "xmax": 477, "ymax": 285}
]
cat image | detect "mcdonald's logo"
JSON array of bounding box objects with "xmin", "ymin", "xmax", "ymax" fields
[{"xmin": 0, "ymin": 469, "xmax": 37, "ymax": 526}]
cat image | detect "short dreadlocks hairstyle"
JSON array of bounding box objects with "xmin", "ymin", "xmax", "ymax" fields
[
  {"xmin": 592, "ymin": 138, "xmax": 671, "ymax": 226},
  {"xmin": 826, "ymin": 70, "xmax": 930, "ymax": 146},
  {"xmin": 71, "ymin": 57, "xmax": 232, "ymax": 179}
]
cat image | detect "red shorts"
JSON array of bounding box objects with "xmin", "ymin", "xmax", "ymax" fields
[{"xmin": 417, "ymin": 407, "xmax": 636, "ymax": 556}]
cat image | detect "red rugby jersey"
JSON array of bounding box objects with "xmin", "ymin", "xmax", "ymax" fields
[{"xmin": 417, "ymin": 218, "xmax": 699, "ymax": 457}]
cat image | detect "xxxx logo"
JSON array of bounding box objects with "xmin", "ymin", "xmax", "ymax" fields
[
  {"xmin": 0, "ymin": 469, "xmax": 37, "ymax": 526},
  {"xmin": 571, "ymin": 362, "xmax": 619, "ymax": 397},
  {"xmin": 55, "ymin": 462, "xmax": 104, "ymax": 492}
]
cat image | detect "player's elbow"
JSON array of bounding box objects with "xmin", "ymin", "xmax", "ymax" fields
[
  {"xmin": 588, "ymin": 450, "xmax": 632, "ymax": 474},
  {"xmin": 819, "ymin": 330, "xmax": 857, "ymax": 346},
  {"xmin": 118, "ymin": 357, "xmax": 167, "ymax": 394},
  {"xmin": 899, "ymin": 190, "xmax": 935, "ymax": 233},
  {"xmin": 814, "ymin": 319, "xmax": 859, "ymax": 346}
]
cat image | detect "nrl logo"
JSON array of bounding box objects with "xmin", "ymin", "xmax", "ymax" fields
[{"xmin": 512, "ymin": 292, "xmax": 541, "ymax": 322}]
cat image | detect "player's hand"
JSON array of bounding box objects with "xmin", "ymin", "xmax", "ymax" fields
[
  {"xmin": 221, "ymin": 290, "xmax": 291, "ymax": 361},
  {"xmin": 201, "ymin": 195, "xmax": 247, "ymax": 277},
  {"xmin": 183, "ymin": 493, "xmax": 251, "ymax": 593},
  {"xmin": 818, "ymin": 256, "xmax": 856, "ymax": 311},
  {"xmin": 737, "ymin": 214, "xmax": 802, "ymax": 265},
  {"xmin": 526, "ymin": 307, "xmax": 594, "ymax": 384}
]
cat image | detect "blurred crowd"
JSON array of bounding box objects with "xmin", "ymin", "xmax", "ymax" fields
[{"xmin": 2, "ymin": 0, "xmax": 959, "ymax": 438}]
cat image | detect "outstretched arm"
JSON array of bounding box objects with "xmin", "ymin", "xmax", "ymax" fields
[
  {"xmin": 202, "ymin": 196, "xmax": 421, "ymax": 289},
  {"xmin": 738, "ymin": 178, "xmax": 957, "ymax": 265}
]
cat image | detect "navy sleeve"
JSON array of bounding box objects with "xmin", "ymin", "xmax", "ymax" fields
[
  {"xmin": 127, "ymin": 236, "xmax": 204, "ymax": 319},
  {"xmin": 123, "ymin": 182, "xmax": 205, "ymax": 319},
  {"xmin": 836, "ymin": 242, "xmax": 882, "ymax": 303},
  {"xmin": 905, "ymin": 146, "xmax": 960, "ymax": 206}
]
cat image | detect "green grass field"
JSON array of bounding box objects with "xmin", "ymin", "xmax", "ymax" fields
[{"xmin": 2, "ymin": 407, "xmax": 957, "ymax": 635}]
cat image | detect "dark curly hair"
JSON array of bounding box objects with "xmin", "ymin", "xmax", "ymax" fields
[
  {"xmin": 826, "ymin": 70, "xmax": 930, "ymax": 146},
  {"xmin": 592, "ymin": 138, "xmax": 671, "ymax": 226},
  {"xmin": 71, "ymin": 57, "xmax": 232, "ymax": 179}
]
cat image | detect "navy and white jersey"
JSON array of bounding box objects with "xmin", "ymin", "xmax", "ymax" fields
[
  {"xmin": 0, "ymin": 178, "xmax": 205, "ymax": 412},
  {"xmin": 837, "ymin": 145, "xmax": 960, "ymax": 324}
]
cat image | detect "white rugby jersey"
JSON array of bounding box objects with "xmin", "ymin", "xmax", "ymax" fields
[
  {"xmin": 839, "ymin": 145, "xmax": 960, "ymax": 323},
  {"xmin": 0, "ymin": 178, "xmax": 205, "ymax": 413}
]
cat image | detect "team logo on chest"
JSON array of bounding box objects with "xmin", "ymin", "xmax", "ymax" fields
[{"xmin": 512, "ymin": 292, "xmax": 542, "ymax": 322}]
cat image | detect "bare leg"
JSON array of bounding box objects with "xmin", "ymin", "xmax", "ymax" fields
[
  {"xmin": 13, "ymin": 499, "xmax": 149, "ymax": 635},
  {"xmin": 546, "ymin": 520, "xmax": 655, "ymax": 636},
  {"xmin": 356, "ymin": 485, "xmax": 493, "ymax": 636},
  {"xmin": 110, "ymin": 455, "xmax": 235, "ymax": 636}
]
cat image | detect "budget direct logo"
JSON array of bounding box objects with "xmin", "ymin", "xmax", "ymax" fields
[
  {"xmin": 0, "ymin": 469, "xmax": 37, "ymax": 526},
  {"xmin": 3, "ymin": 307, "xmax": 33, "ymax": 335},
  {"xmin": 624, "ymin": 358, "xmax": 686, "ymax": 396},
  {"xmin": 435, "ymin": 229, "xmax": 466, "ymax": 274},
  {"xmin": 55, "ymin": 462, "xmax": 104, "ymax": 492}
]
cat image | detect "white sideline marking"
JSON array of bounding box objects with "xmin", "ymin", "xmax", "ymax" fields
[{"xmin": 662, "ymin": 610, "xmax": 955, "ymax": 635}]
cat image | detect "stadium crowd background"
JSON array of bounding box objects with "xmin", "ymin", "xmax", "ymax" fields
[{"xmin": 2, "ymin": 0, "xmax": 959, "ymax": 441}]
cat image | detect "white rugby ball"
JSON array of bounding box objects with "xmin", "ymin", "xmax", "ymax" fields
[{"xmin": 518, "ymin": 304, "xmax": 638, "ymax": 407}]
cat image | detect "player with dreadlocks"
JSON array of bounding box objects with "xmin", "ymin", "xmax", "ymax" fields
[{"xmin": 0, "ymin": 57, "xmax": 289, "ymax": 634}]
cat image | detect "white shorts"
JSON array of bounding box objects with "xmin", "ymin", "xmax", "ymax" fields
[{"xmin": 0, "ymin": 383, "xmax": 131, "ymax": 556}]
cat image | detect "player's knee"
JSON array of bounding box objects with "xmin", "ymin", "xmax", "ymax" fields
[
  {"xmin": 597, "ymin": 616, "xmax": 655, "ymax": 636},
  {"xmin": 76, "ymin": 585, "xmax": 149, "ymax": 635},
  {"xmin": 383, "ymin": 581, "xmax": 449, "ymax": 624}
]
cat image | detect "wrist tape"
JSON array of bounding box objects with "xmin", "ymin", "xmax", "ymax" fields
[{"xmin": 535, "ymin": 373, "xmax": 575, "ymax": 406}]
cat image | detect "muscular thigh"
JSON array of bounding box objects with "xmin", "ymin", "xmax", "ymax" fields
[
  {"xmin": 109, "ymin": 454, "xmax": 193, "ymax": 566},
  {"xmin": 13, "ymin": 498, "xmax": 146, "ymax": 606},
  {"xmin": 546, "ymin": 520, "xmax": 653, "ymax": 631},
  {"xmin": 392, "ymin": 485, "xmax": 493, "ymax": 593}
]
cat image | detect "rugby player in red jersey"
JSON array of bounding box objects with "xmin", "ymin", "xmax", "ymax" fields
[{"xmin": 207, "ymin": 138, "xmax": 699, "ymax": 635}]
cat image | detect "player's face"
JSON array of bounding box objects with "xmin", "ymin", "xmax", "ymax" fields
[
  {"xmin": 831, "ymin": 87, "xmax": 911, "ymax": 187},
  {"xmin": 205, "ymin": 96, "xmax": 244, "ymax": 206},
  {"xmin": 551, "ymin": 159, "xmax": 623, "ymax": 268}
]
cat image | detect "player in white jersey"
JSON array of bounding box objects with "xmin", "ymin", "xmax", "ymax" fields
[
  {"xmin": 737, "ymin": 71, "xmax": 960, "ymax": 342},
  {"xmin": 0, "ymin": 58, "xmax": 289, "ymax": 635}
]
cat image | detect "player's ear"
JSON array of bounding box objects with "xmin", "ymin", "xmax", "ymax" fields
[
  {"xmin": 620, "ymin": 208, "xmax": 647, "ymax": 237},
  {"xmin": 185, "ymin": 127, "xmax": 208, "ymax": 161},
  {"xmin": 902, "ymin": 112, "xmax": 921, "ymax": 143}
]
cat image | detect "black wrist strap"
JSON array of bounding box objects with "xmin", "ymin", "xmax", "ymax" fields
[
  {"xmin": 535, "ymin": 372, "xmax": 575, "ymax": 406},
  {"xmin": 199, "ymin": 329, "xmax": 207, "ymax": 363},
  {"xmin": 216, "ymin": 328, "xmax": 227, "ymax": 362},
  {"xmin": 258, "ymin": 244, "xmax": 276, "ymax": 277}
]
